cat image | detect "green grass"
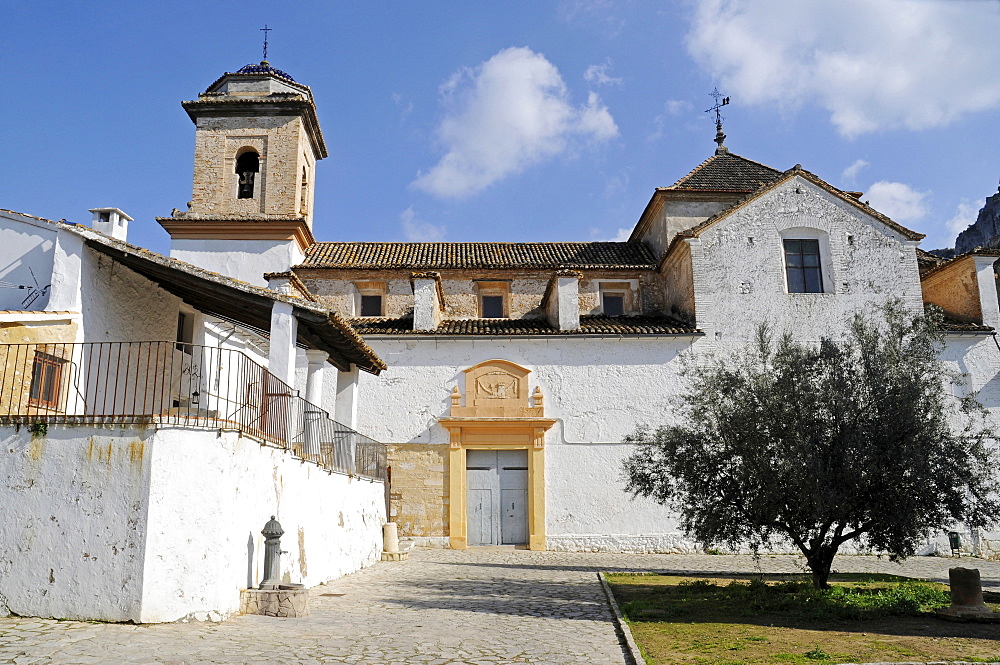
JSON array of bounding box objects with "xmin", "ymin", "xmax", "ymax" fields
[{"xmin": 605, "ymin": 573, "xmax": 1000, "ymax": 665}]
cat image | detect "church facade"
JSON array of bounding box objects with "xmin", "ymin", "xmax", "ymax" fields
[{"xmin": 160, "ymin": 61, "xmax": 1000, "ymax": 555}]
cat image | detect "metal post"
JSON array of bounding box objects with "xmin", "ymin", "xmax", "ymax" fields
[{"xmin": 259, "ymin": 515, "xmax": 284, "ymax": 590}]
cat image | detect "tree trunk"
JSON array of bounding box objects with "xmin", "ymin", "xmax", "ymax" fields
[{"xmin": 805, "ymin": 546, "xmax": 837, "ymax": 589}]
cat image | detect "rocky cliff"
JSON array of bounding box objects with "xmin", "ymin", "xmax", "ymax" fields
[{"xmin": 955, "ymin": 187, "xmax": 1000, "ymax": 254}]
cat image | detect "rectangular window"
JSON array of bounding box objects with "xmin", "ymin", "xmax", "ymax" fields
[
  {"xmin": 29, "ymin": 352, "xmax": 65, "ymax": 410},
  {"xmin": 175, "ymin": 311, "xmax": 194, "ymax": 352},
  {"xmin": 784, "ymin": 239, "xmax": 823, "ymax": 293},
  {"xmin": 475, "ymin": 280, "xmax": 510, "ymax": 319},
  {"xmin": 481, "ymin": 295, "xmax": 505, "ymax": 319},
  {"xmin": 360, "ymin": 294, "xmax": 383, "ymax": 317},
  {"xmin": 602, "ymin": 293, "xmax": 625, "ymax": 316}
]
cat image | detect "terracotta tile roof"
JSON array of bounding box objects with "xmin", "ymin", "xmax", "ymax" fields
[
  {"xmin": 917, "ymin": 248, "xmax": 949, "ymax": 277},
  {"xmin": 939, "ymin": 315, "xmax": 994, "ymax": 333},
  {"xmin": 918, "ymin": 248, "xmax": 1000, "ymax": 283},
  {"xmin": 667, "ymin": 151, "xmax": 783, "ymax": 192},
  {"xmin": 299, "ymin": 242, "xmax": 657, "ymax": 270},
  {"xmin": 349, "ymin": 314, "xmax": 700, "ymax": 336}
]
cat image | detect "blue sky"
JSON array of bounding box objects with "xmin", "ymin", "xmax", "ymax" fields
[{"xmin": 3, "ymin": 0, "xmax": 999, "ymax": 254}]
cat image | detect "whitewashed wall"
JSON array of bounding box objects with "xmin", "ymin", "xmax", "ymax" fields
[
  {"xmin": 0, "ymin": 424, "xmax": 154, "ymax": 622},
  {"xmin": 170, "ymin": 239, "xmax": 303, "ymax": 287},
  {"xmin": 0, "ymin": 424, "xmax": 385, "ymax": 623},
  {"xmin": 0, "ymin": 212, "xmax": 57, "ymax": 311},
  {"xmin": 79, "ymin": 246, "xmax": 181, "ymax": 343},
  {"xmin": 692, "ymin": 176, "xmax": 925, "ymax": 344},
  {"xmin": 359, "ymin": 336, "xmax": 699, "ymax": 551}
]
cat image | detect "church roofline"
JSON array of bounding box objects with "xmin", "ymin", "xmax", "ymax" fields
[
  {"xmin": 204, "ymin": 68, "xmax": 312, "ymax": 96},
  {"xmin": 295, "ymin": 241, "xmax": 657, "ymax": 271},
  {"xmin": 655, "ymin": 165, "xmax": 925, "ymax": 271},
  {"xmin": 627, "ymin": 150, "xmax": 785, "ymax": 244},
  {"xmin": 686, "ymin": 166, "xmax": 923, "ymax": 241}
]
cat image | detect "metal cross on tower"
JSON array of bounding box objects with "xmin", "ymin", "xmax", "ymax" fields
[
  {"xmin": 260, "ymin": 25, "xmax": 272, "ymax": 61},
  {"xmin": 705, "ymin": 88, "xmax": 731, "ymax": 152}
]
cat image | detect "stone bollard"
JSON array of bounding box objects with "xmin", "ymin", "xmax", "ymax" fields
[
  {"xmin": 381, "ymin": 521, "xmax": 412, "ymax": 561},
  {"xmin": 935, "ymin": 567, "xmax": 999, "ymax": 622},
  {"xmin": 259, "ymin": 516, "xmax": 284, "ymax": 590},
  {"xmin": 383, "ymin": 522, "xmax": 399, "ymax": 554}
]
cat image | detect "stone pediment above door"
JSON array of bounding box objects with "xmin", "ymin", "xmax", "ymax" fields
[{"xmin": 449, "ymin": 359, "xmax": 544, "ymax": 418}]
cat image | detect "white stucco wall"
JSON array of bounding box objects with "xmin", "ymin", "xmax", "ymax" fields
[
  {"xmin": 693, "ymin": 176, "xmax": 924, "ymax": 344},
  {"xmin": 170, "ymin": 239, "xmax": 303, "ymax": 287},
  {"xmin": 139, "ymin": 426, "xmax": 385, "ymax": 623},
  {"xmin": 358, "ymin": 335, "xmax": 700, "ymax": 551},
  {"xmin": 0, "ymin": 425, "xmax": 153, "ymax": 622},
  {"xmin": 0, "ymin": 423, "xmax": 385, "ymax": 623},
  {"xmin": 79, "ymin": 246, "xmax": 181, "ymax": 344},
  {"xmin": 637, "ymin": 197, "xmax": 735, "ymax": 260},
  {"xmin": 0, "ymin": 212, "xmax": 57, "ymax": 311}
]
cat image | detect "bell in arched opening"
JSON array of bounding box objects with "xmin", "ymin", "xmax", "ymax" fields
[{"xmin": 235, "ymin": 150, "xmax": 259, "ymax": 199}]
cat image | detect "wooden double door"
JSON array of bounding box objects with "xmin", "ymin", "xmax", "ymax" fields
[{"xmin": 466, "ymin": 449, "xmax": 529, "ymax": 546}]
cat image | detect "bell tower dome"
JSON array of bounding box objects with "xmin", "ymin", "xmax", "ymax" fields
[{"xmin": 158, "ymin": 61, "xmax": 327, "ymax": 286}]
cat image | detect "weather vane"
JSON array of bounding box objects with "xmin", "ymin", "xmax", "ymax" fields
[
  {"xmin": 260, "ymin": 25, "xmax": 272, "ymax": 61},
  {"xmin": 705, "ymin": 88, "xmax": 730, "ymax": 152}
]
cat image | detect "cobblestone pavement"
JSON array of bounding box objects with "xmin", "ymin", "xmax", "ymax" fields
[{"xmin": 2, "ymin": 548, "xmax": 999, "ymax": 665}]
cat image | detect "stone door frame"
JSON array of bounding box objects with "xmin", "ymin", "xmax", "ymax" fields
[{"xmin": 438, "ymin": 419, "xmax": 554, "ymax": 550}]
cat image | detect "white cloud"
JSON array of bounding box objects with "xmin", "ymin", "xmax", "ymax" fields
[
  {"xmin": 603, "ymin": 168, "xmax": 631, "ymax": 199},
  {"xmin": 945, "ymin": 199, "xmax": 979, "ymax": 237},
  {"xmin": 391, "ymin": 93, "xmax": 413, "ymax": 121},
  {"xmin": 648, "ymin": 100, "xmax": 693, "ymax": 141},
  {"xmin": 590, "ymin": 227, "xmax": 633, "ymax": 241},
  {"xmin": 584, "ymin": 60, "xmax": 623, "ymax": 87},
  {"xmin": 665, "ymin": 100, "xmax": 691, "ymax": 116},
  {"xmin": 864, "ymin": 181, "xmax": 930, "ymax": 222},
  {"xmin": 557, "ymin": 0, "xmax": 625, "ymax": 36},
  {"xmin": 841, "ymin": 159, "xmax": 869, "ymax": 184},
  {"xmin": 686, "ymin": 0, "xmax": 1000, "ymax": 137},
  {"xmin": 412, "ymin": 47, "xmax": 619, "ymax": 198},
  {"xmin": 400, "ymin": 206, "xmax": 445, "ymax": 242}
]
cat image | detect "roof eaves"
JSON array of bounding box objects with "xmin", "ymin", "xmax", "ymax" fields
[
  {"xmin": 793, "ymin": 169, "xmax": 924, "ymax": 241},
  {"xmin": 920, "ymin": 249, "xmax": 1000, "ymax": 282},
  {"xmin": 60, "ymin": 224, "xmax": 382, "ymax": 373},
  {"xmin": 0, "ymin": 208, "xmax": 59, "ymax": 225}
]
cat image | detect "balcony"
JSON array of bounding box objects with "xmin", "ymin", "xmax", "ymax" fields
[{"xmin": 0, "ymin": 341, "xmax": 386, "ymax": 481}]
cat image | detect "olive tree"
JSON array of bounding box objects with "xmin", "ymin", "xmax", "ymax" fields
[{"xmin": 623, "ymin": 302, "xmax": 1000, "ymax": 589}]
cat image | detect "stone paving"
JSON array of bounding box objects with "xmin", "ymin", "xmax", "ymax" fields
[{"xmin": 2, "ymin": 548, "xmax": 999, "ymax": 665}]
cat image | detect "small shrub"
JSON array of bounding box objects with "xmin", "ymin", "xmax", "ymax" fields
[{"xmin": 805, "ymin": 647, "xmax": 830, "ymax": 660}]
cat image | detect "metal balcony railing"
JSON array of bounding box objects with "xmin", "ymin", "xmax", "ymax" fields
[{"xmin": 0, "ymin": 341, "xmax": 386, "ymax": 481}]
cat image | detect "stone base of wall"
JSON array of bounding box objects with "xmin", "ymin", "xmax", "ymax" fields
[
  {"xmin": 408, "ymin": 536, "xmax": 450, "ymax": 548},
  {"xmin": 546, "ymin": 534, "xmax": 704, "ymax": 554},
  {"xmin": 239, "ymin": 589, "xmax": 310, "ymax": 618}
]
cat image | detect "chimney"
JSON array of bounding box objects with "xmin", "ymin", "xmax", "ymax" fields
[
  {"xmin": 411, "ymin": 272, "xmax": 443, "ymax": 331},
  {"xmin": 545, "ymin": 270, "xmax": 581, "ymax": 331},
  {"xmin": 88, "ymin": 207, "xmax": 132, "ymax": 242}
]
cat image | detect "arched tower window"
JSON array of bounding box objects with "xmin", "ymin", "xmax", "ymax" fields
[
  {"xmin": 299, "ymin": 166, "xmax": 309, "ymax": 215},
  {"xmin": 235, "ymin": 150, "xmax": 260, "ymax": 199}
]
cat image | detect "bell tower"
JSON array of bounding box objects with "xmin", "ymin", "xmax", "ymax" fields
[{"xmin": 158, "ymin": 61, "xmax": 327, "ymax": 286}]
